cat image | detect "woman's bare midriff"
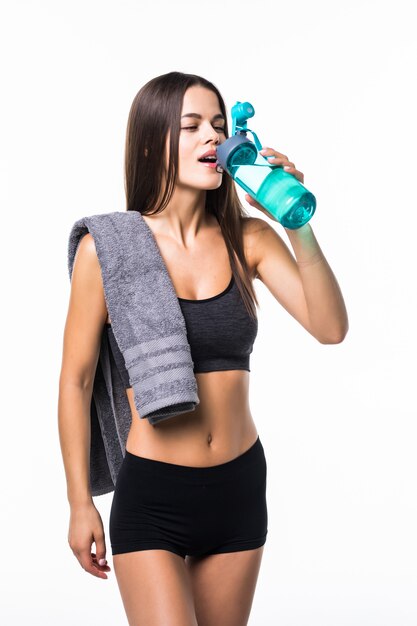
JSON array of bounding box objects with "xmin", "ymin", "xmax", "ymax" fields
[{"xmin": 124, "ymin": 369, "xmax": 258, "ymax": 467}]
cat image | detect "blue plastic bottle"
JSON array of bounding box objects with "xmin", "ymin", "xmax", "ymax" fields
[{"xmin": 215, "ymin": 101, "xmax": 316, "ymax": 229}]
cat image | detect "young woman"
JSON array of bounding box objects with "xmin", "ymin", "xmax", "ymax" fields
[{"xmin": 59, "ymin": 71, "xmax": 348, "ymax": 626}]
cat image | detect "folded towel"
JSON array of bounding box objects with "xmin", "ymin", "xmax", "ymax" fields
[{"xmin": 67, "ymin": 210, "xmax": 200, "ymax": 496}]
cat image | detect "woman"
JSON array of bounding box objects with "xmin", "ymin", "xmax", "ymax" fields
[{"xmin": 59, "ymin": 71, "xmax": 348, "ymax": 626}]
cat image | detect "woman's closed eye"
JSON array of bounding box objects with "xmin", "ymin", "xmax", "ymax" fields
[{"xmin": 182, "ymin": 126, "xmax": 225, "ymax": 133}]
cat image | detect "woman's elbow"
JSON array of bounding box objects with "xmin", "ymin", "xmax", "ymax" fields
[{"xmin": 316, "ymin": 323, "xmax": 349, "ymax": 345}]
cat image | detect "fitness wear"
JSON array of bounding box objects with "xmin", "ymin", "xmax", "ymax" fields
[
  {"xmin": 105, "ymin": 252, "xmax": 264, "ymax": 559},
  {"xmin": 106, "ymin": 273, "xmax": 258, "ymax": 382},
  {"xmin": 109, "ymin": 435, "xmax": 268, "ymax": 558}
]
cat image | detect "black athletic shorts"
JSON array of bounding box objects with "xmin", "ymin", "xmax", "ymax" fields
[{"xmin": 109, "ymin": 435, "xmax": 268, "ymax": 559}]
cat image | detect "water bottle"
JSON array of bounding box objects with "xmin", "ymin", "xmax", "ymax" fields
[{"xmin": 215, "ymin": 101, "xmax": 316, "ymax": 229}]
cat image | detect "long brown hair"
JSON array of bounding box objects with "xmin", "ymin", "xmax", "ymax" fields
[{"xmin": 124, "ymin": 71, "xmax": 259, "ymax": 319}]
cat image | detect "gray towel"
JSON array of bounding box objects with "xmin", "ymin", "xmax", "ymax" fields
[{"xmin": 67, "ymin": 210, "xmax": 200, "ymax": 496}]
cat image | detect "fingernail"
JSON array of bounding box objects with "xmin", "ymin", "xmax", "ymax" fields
[
  {"xmin": 283, "ymin": 165, "xmax": 291, "ymax": 170},
  {"xmin": 260, "ymin": 149, "xmax": 267, "ymax": 154},
  {"xmin": 99, "ymin": 558, "xmax": 107, "ymax": 565}
]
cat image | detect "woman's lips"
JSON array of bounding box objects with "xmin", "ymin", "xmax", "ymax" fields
[{"xmin": 199, "ymin": 161, "xmax": 218, "ymax": 169}]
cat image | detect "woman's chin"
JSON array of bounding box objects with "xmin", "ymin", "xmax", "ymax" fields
[{"xmin": 179, "ymin": 177, "xmax": 223, "ymax": 191}]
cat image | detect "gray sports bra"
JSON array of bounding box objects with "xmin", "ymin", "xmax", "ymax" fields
[{"xmin": 106, "ymin": 274, "xmax": 258, "ymax": 387}]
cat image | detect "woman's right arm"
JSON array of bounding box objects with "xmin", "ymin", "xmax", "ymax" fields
[{"xmin": 58, "ymin": 232, "xmax": 111, "ymax": 579}]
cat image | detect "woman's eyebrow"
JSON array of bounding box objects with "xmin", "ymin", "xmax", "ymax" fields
[{"xmin": 181, "ymin": 113, "xmax": 225, "ymax": 121}]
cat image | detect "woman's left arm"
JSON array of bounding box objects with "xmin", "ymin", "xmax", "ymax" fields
[
  {"xmin": 284, "ymin": 222, "xmax": 349, "ymax": 343},
  {"xmin": 245, "ymin": 146, "xmax": 349, "ymax": 344}
]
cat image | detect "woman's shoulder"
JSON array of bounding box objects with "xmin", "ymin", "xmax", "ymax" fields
[
  {"xmin": 240, "ymin": 216, "xmax": 271, "ymax": 279},
  {"xmin": 71, "ymin": 232, "xmax": 100, "ymax": 275},
  {"xmin": 240, "ymin": 215, "xmax": 271, "ymax": 255},
  {"xmin": 68, "ymin": 211, "xmax": 139, "ymax": 256},
  {"xmin": 67, "ymin": 211, "xmax": 148, "ymax": 281},
  {"xmin": 67, "ymin": 212, "xmax": 125, "ymax": 280},
  {"xmin": 241, "ymin": 215, "xmax": 270, "ymax": 238}
]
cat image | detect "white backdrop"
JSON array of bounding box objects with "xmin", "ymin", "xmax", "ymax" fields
[{"xmin": 1, "ymin": 0, "xmax": 415, "ymax": 624}]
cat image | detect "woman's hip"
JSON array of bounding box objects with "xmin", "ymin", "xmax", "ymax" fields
[{"xmin": 109, "ymin": 435, "xmax": 268, "ymax": 554}]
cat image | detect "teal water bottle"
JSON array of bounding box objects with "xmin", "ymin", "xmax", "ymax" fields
[{"xmin": 215, "ymin": 101, "xmax": 316, "ymax": 229}]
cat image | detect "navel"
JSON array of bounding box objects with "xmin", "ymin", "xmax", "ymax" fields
[{"xmin": 207, "ymin": 432, "xmax": 213, "ymax": 445}]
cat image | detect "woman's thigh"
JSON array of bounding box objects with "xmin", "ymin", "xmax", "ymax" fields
[
  {"xmin": 186, "ymin": 545, "xmax": 265, "ymax": 626},
  {"xmin": 113, "ymin": 549, "xmax": 198, "ymax": 626}
]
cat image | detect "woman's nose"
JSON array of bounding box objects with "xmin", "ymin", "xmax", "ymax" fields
[{"xmin": 203, "ymin": 125, "xmax": 220, "ymax": 143}]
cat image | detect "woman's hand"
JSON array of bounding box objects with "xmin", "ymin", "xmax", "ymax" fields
[
  {"xmin": 68, "ymin": 502, "xmax": 112, "ymax": 579},
  {"xmin": 244, "ymin": 146, "xmax": 305, "ymax": 219}
]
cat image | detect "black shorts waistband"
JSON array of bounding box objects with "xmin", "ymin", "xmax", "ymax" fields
[{"xmin": 123, "ymin": 435, "xmax": 264, "ymax": 482}]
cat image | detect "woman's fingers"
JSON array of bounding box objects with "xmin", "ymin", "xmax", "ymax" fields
[
  {"xmin": 92, "ymin": 529, "xmax": 109, "ymax": 570},
  {"xmin": 91, "ymin": 551, "xmax": 111, "ymax": 572},
  {"xmin": 76, "ymin": 547, "xmax": 109, "ymax": 579},
  {"xmin": 260, "ymin": 147, "xmax": 288, "ymax": 160},
  {"xmin": 259, "ymin": 146, "xmax": 304, "ymax": 183},
  {"xmin": 68, "ymin": 504, "xmax": 111, "ymax": 579}
]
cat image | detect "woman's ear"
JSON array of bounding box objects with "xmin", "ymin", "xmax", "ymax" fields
[{"xmin": 144, "ymin": 147, "xmax": 149, "ymax": 157}]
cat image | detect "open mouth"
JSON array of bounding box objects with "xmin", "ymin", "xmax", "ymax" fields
[{"xmin": 198, "ymin": 156, "xmax": 218, "ymax": 169}]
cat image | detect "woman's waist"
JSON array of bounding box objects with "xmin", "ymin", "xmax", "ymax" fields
[{"xmin": 125, "ymin": 378, "xmax": 257, "ymax": 467}]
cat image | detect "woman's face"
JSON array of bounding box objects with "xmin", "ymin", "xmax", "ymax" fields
[{"xmin": 171, "ymin": 85, "xmax": 226, "ymax": 191}]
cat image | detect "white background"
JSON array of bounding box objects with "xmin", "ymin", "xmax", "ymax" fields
[{"xmin": 1, "ymin": 0, "xmax": 416, "ymax": 624}]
